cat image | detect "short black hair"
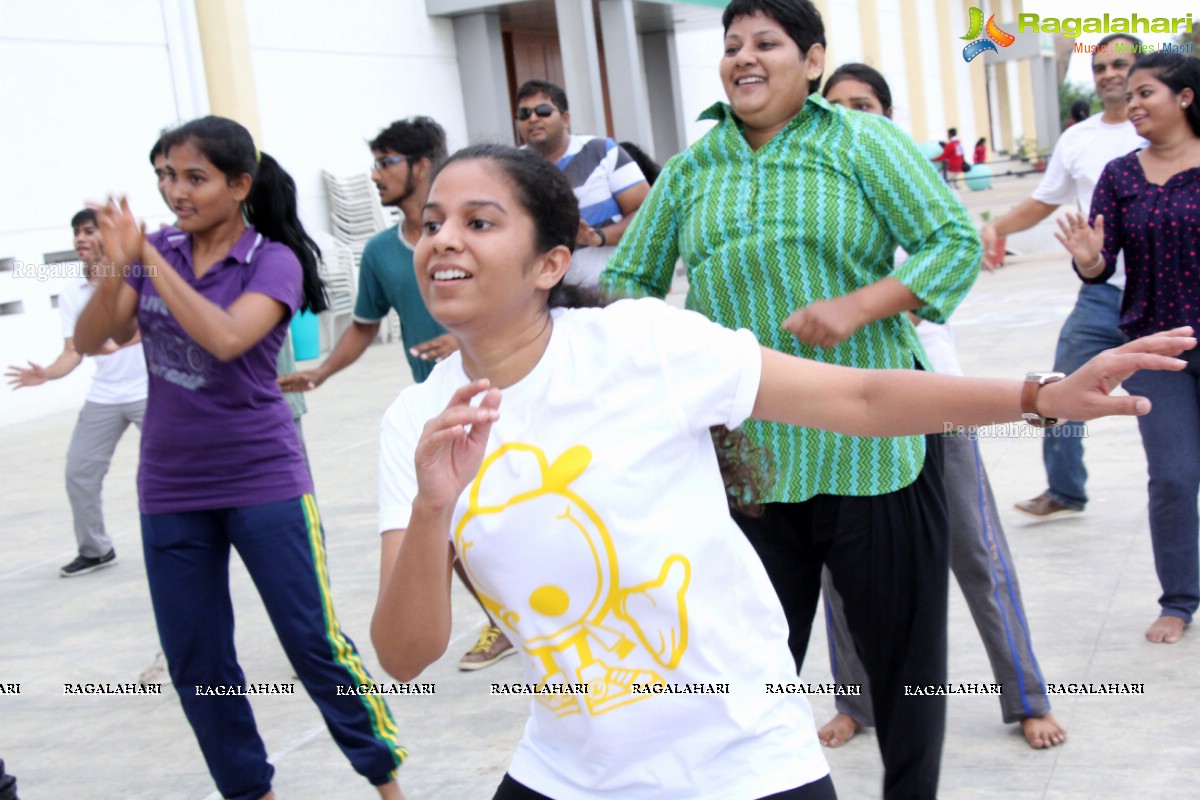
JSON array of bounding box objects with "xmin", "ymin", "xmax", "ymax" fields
[
  {"xmin": 71, "ymin": 209, "xmax": 97, "ymax": 232},
  {"xmin": 823, "ymin": 62, "xmax": 893, "ymax": 117},
  {"xmin": 516, "ymin": 80, "xmax": 569, "ymax": 113},
  {"xmin": 369, "ymin": 116, "xmax": 448, "ymax": 165},
  {"xmin": 948, "ymin": 127, "xmax": 958, "ymax": 137},
  {"xmin": 1095, "ymin": 33, "xmax": 1143, "ymax": 64},
  {"xmin": 1069, "ymin": 99, "xmax": 1092, "ymax": 124},
  {"xmin": 722, "ymin": 0, "xmax": 825, "ymax": 94}
]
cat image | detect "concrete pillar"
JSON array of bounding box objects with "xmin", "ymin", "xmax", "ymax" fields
[
  {"xmin": 935, "ymin": 0, "xmax": 961, "ymax": 136},
  {"xmin": 811, "ymin": 0, "xmax": 833, "ymax": 68},
  {"xmin": 598, "ymin": 0, "xmax": 653, "ymax": 147},
  {"xmin": 192, "ymin": 0, "xmax": 261, "ymax": 142},
  {"xmin": 642, "ymin": 30, "xmax": 686, "ymax": 160},
  {"xmin": 856, "ymin": 0, "xmax": 883, "ymax": 70},
  {"xmin": 453, "ymin": 12, "xmax": 515, "ymax": 145},
  {"xmin": 554, "ymin": 0, "xmax": 606, "ymax": 135},
  {"xmin": 899, "ymin": 0, "xmax": 928, "ymax": 141}
]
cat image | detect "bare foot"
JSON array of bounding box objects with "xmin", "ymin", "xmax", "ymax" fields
[
  {"xmin": 1021, "ymin": 712, "xmax": 1066, "ymax": 749},
  {"xmin": 376, "ymin": 779, "xmax": 407, "ymax": 800},
  {"xmin": 817, "ymin": 712, "xmax": 861, "ymax": 748},
  {"xmin": 1145, "ymin": 615, "xmax": 1187, "ymax": 644}
]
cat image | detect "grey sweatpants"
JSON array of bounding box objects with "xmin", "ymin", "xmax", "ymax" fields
[
  {"xmin": 822, "ymin": 431, "xmax": 1051, "ymax": 724},
  {"xmin": 65, "ymin": 399, "xmax": 145, "ymax": 557}
]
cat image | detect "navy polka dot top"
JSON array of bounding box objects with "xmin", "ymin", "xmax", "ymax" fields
[{"xmin": 1080, "ymin": 149, "xmax": 1200, "ymax": 338}]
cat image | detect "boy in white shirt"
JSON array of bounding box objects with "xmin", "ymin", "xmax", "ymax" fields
[{"xmin": 6, "ymin": 210, "xmax": 147, "ymax": 576}]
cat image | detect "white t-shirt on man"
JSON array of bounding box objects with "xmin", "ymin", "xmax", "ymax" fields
[
  {"xmin": 59, "ymin": 279, "xmax": 147, "ymax": 405},
  {"xmin": 1032, "ymin": 114, "xmax": 1145, "ymax": 290},
  {"xmin": 379, "ymin": 298, "xmax": 828, "ymax": 800}
]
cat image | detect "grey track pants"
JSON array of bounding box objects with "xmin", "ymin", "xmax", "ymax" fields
[
  {"xmin": 65, "ymin": 399, "xmax": 145, "ymax": 557},
  {"xmin": 822, "ymin": 432, "xmax": 1051, "ymax": 724}
]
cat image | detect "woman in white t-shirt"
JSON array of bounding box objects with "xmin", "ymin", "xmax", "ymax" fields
[{"xmin": 370, "ymin": 145, "xmax": 1191, "ymax": 800}]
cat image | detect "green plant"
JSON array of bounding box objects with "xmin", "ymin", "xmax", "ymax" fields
[{"xmin": 1013, "ymin": 136, "xmax": 1039, "ymax": 162}]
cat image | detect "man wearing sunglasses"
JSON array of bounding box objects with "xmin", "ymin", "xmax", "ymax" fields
[{"xmin": 515, "ymin": 80, "xmax": 651, "ymax": 287}]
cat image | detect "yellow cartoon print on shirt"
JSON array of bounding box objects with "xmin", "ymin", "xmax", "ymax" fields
[{"xmin": 455, "ymin": 442, "xmax": 691, "ymax": 717}]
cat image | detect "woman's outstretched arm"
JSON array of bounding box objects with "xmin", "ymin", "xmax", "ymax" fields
[{"xmin": 752, "ymin": 328, "xmax": 1196, "ymax": 436}]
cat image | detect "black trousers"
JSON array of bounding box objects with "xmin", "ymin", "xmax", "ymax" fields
[
  {"xmin": 735, "ymin": 434, "xmax": 949, "ymax": 800},
  {"xmin": 493, "ymin": 773, "xmax": 837, "ymax": 800}
]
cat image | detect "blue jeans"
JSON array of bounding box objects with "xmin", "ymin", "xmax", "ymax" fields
[
  {"xmin": 1044, "ymin": 283, "xmax": 1127, "ymax": 509},
  {"xmin": 1123, "ymin": 349, "xmax": 1200, "ymax": 623}
]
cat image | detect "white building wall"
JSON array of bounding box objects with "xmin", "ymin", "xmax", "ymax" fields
[
  {"xmin": 0, "ymin": 0, "xmax": 192, "ymax": 424},
  {"xmin": 0, "ymin": 0, "xmax": 470, "ymax": 426},
  {"xmin": 243, "ymin": 0, "xmax": 470, "ymax": 239},
  {"xmin": 826, "ymin": 0, "xmax": 864, "ymax": 66}
]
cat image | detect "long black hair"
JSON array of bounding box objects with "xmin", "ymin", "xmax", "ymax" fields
[
  {"xmin": 1129, "ymin": 52, "xmax": 1200, "ymax": 138},
  {"xmin": 822, "ymin": 62, "xmax": 894, "ymax": 117},
  {"xmin": 163, "ymin": 116, "xmax": 328, "ymax": 313},
  {"xmin": 430, "ymin": 143, "xmax": 774, "ymax": 514}
]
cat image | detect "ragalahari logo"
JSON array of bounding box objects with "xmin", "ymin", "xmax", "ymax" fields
[{"xmin": 961, "ymin": 8, "xmax": 1015, "ymax": 62}]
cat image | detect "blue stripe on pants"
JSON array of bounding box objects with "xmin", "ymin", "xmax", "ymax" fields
[{"xmin": 142, "ymin": 495, "xmax": 405, "ymax": 800}]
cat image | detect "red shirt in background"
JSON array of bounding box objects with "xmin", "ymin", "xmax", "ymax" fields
[{"xmin": 933, "ymin": 138, "xmax": 965, "ymax": 171}]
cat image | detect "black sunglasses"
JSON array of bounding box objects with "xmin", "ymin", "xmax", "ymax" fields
[{"xmin": 516, "ymin": 103, "xmax": 557, "ymax": 121}]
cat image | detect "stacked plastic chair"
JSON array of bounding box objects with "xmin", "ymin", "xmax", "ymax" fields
[
  {"xmin": 322, "ymin": 171, "xmax": 403, "ymax": 342},
  {"xmin": 310, "ymin": 231, "xmax": 356, "ymax": 350}
]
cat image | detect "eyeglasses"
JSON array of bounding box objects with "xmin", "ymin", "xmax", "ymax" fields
[
  {"xmin": 516, "ymin": 104, "xmax": 557, "ymax": 121},
  {"xmin": 371, "ymin": 154, "xmax": 411, "ymax": 172}
]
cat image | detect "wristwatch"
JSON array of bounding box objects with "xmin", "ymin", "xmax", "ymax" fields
[
  {"xmin": 1021, "ymin": 372, "xmax": 1066, "ymax": 428},
  {"xmin": 595, "ymin": 228, "xmax": 607, "ymax": 247}
]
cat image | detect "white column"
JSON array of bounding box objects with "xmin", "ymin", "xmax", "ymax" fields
[
  {"xmin": 554, "ymin": 0, "xmax": 606, "ymax": 135},
  {"xmin": 453, "ymin": 12, "xmax": 515, "ymax": 145},
  {"xmin": 642, "ymin": 30, "xmax": 687, "ymax": 159},
  {"xmin": 598, "ymin": 0, "xmax": 653, "ymax": 146}
]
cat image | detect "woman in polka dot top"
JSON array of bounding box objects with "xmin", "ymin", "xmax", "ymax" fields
[{"xmin": 1061, "ymin": 51, "xmax": 1200, "ymax": 646}]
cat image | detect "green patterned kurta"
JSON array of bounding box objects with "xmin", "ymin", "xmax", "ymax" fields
[{"xmin": 602, "ymin": 95, "xmax": 980, "ymax": 502}]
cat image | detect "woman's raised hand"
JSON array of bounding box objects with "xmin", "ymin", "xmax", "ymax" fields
[
  {"xmin": 1039, "ymin": 327, "xmax": 1196, "ymax": 422},
  {"xmin": 413, "ymin": 379, "xmax": 500, "ymax": 511},
  {"xmin": 92, "ymin": 196, "xmax": 147, "ymax": 272},
  {"xmin": 1054, "ymin": 211, "xmax": 1105, "ymax": 272}
]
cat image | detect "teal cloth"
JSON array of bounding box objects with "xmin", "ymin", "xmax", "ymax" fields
[{"xmin": 354, "ymin": 225, "xmax": 447, "ymax": 383}]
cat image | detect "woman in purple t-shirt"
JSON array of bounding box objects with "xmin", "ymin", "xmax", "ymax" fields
[
  {"xmin": 76, "ymin": 116, "xmax": 407, "ymax": 800},
  {"xmin": 1059, "ymin": 53, "xmax": 1200, "ymax": 646}
]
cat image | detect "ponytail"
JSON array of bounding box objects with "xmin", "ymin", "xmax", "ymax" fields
[
  {"xmin": 245, "ymin": 152, "xmax": 328, "ymax": 313},
  {"xmin": 163, "ymin": 116, "xmax": 328, "ymax": 314}
]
